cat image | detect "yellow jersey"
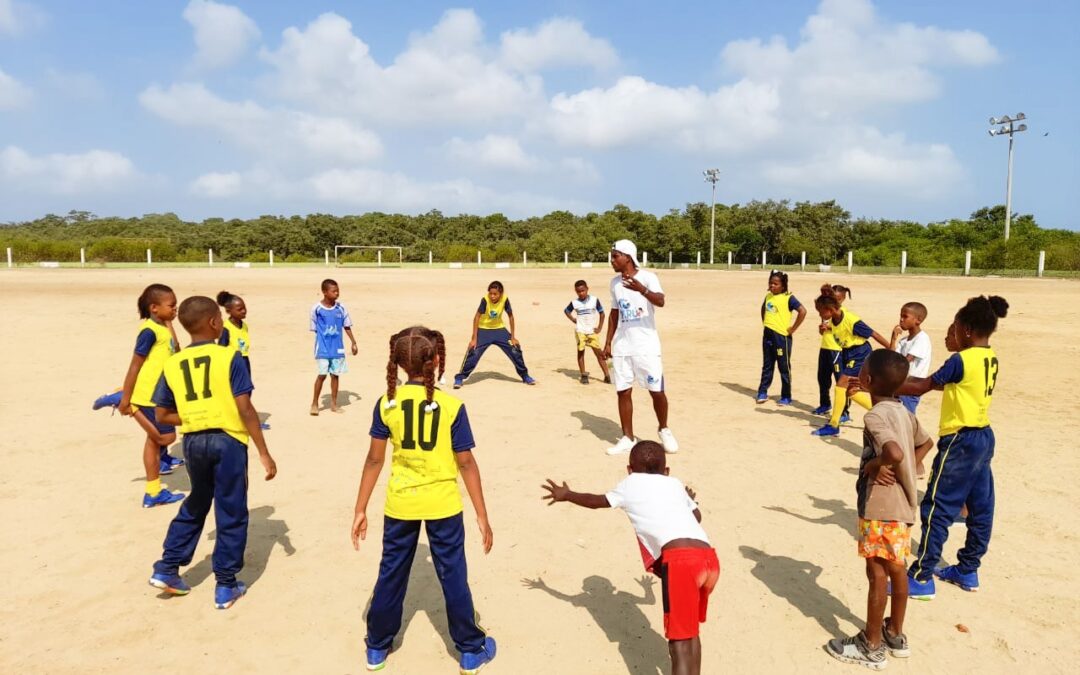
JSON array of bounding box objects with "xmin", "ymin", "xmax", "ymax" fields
[
  {"xmin": 131, "ymin": 319, "xmax": 176, "ymax": 407},
  {"xmin": 371, "ymin": 384, "xmax": 475, "ymax": 520},
  {"xmin": 156, "ymin": 342, "xmax": 253, "ymax": 444},
  {"xmin": 820, "ymin": 323, "xmax": 841, "ymax": 350},
  {"xmin": 933, "ymin": 347, "xmax": 998, "ymax": 436},
  {"xmin": 221, "ymin": 320, "xmax": 251, "ymax": 357},
  {"xmin": 829, "ymin": 309, "xmax": 873, "ymax": 351},
  {"xmin": 477, "ymin": 295, "xmax": 509, "ymax": 330},
  {"xmin": 762, "ymin": 292, "xmax": 801, "ymax": 336}
]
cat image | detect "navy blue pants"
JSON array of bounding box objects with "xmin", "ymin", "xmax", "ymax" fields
[
  {"xmin": 140, "ymin": 404, "xmax": 175, "ymax": 463},
  {"xmin": 153, "ymin": 432, "xmax": 249, "ymax": 586},
  {"xmin": 758, "ymin": 328, "xmax": 793, "ymax": 399},
  {"xmin": 909, "ymin": 427, "xmax": 995, "ymax": 582},
  {"xmin": 817, "ymin": 348, "xmax": 841, "ymax": 408},
  {"xmin": 366, "ymin": 513, "xmax": 486, "ymax": 654},
  {"xmin": 456, "ymin": 328, "xmax": 530, "ymax": 382}
]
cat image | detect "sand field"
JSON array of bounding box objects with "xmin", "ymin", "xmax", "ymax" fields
[{"xmin": 1, "ymin": 266, "xmax": 1078, "ymax": 673}]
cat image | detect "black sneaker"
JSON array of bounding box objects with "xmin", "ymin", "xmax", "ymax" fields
[
  {"xmin": 580, "ymin": 373, "xmax": 589, "ymax": 384},
  {"xmin": 825, "ymin": 631, "xmax": 887, "ymax": 670},
  {"xmin": 882, "ymin": 618, "xmax": 910, "ymax": 658}
]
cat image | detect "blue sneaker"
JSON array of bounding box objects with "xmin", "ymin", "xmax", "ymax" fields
[
  {"xmin": 167, "ymin": 455, "xmax": 184, "ymax": 468},
  {"xmin": 148, "ymin": 572, "xmax": 190, "ymax": 595},
  {"xmin": 260, "ymin": 422, "xmax": 271, "ymax": 430},
  {"xmin": 839, "ymin": 412, "xmax": 852, "ymax": 424},
  {"xmin": 907, "ymin": 575, "xmax": 936, "ymax": 601},
  {"xmin": 92, "ymin": 391, "xmax": 123, "ymax": 410},
  {"xmin": 143, "ymin": 488, "xmax": 184, "ymax": 508},
  {"xmin": 453, "ymin": 377, "xmax": 464, "ymax": 390},
  {"xmin": 755, "ymin": 394, "xmax": 768, "ymax": 404},
  {"xmin": 365, "ymin": 647, "xmax": 389, "ymax": 671},
  {"xmin": 214, "ymin": 581, "xmax": 247, "ymax": 609},
  {"xmin": 777, "ymin": 397, "xmax": 792, "ymax": 406},
  {"xmin": 811, "ymin": 424, "xmax": 840, "ymax": 437},
  {"xmin": 811, "ymin": 405, "xmax": 831, "ymax": 415},
  {"xmin": 459, "ymin": 637, "xmax": 497, "ymax": 674},
  {"xmin": 159, "ymin": 460, "xmax": 174, "ymax": 475},
  {"xmin": 935, "ymin": 565, "xmax": 979, "ymax": 592},
  {"xmin": 523, "ymin": 375, "xmax": 537, "ymax": 385}
]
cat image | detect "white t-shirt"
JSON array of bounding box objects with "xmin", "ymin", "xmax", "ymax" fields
[
  {"xmin": 566, "ymin": 295, "xmax": 604, "ymax": 332},
  {"xmin": 897, "ymin": 331, "xmax": 932, "ymax": 378},
  {"xmin": 609, "ymin": 269, "xmax": 663, "ymax": 357},
  {"xmin": 605, "ymin": 473, "xmax": 708, "ymax": 561}
]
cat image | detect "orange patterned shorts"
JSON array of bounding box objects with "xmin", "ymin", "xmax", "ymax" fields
[{"xmin": 858, "ymin": 519, "xmax": 911, "ymax": 563}]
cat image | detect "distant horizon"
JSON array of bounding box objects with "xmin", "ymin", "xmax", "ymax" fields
[{"xmin": 2, "ymin": 1, "xmax": 1076, "ymax": 229}]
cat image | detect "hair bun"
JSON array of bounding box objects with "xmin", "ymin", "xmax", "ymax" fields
[
  {"xmin": 989, "ymin": 295, "xmax": 1009, "ymax": 318},
  {"xmin": 424, "ymin": 401, "xmax": 439, "ymax": 412},
  {"xmin": 216, "ymin": 290, "xmax": 231, "ymax": 306},
  {"xmin": 383, "ymin": 398, "xmax": 397, "ymax": 410}
]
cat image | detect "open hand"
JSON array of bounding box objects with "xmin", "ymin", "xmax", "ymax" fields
[
  {"xmin": 685, "ymin": 485, "xmax": 698, "ymax": 502},
  {"xmin": 351, "ymin": 511, "xmax": 367, "ymax": 550},
  {"xmin": 637, "ymin": 575, "xmax": 656, "ymax": 592},
  {"xmin": 521, "ymin": 577, "xmax": 547, "ymax": 591},
  {"xmin": 873, "ymin": 465, "xmax": 897, "ymax": 487},
  {"xmin": 621, "ymin": 275, "xmax": 647, "ymax": 294},
  {"xmin": 542, "ymin": 479, "xmax": 570, "ymax": 505}
]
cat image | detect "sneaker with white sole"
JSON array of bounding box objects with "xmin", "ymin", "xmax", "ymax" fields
[
  {"xmin": 825, "ymin": 631, "xmax": 887, "ymax": 670},
  {"xmin": 658, "ymin": 428, "xmax": 679, "ymax": 453},
  {"xmin": 882, "ymin": 618, "xmax": 910, "ymax": 658},
  {"xmin": 606, "ymin": 435, "xmax": 636, "ymax": 455}
]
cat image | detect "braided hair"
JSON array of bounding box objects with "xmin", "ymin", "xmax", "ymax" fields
[
  {"xmin": 768, "ymin": 269, "xmax": 789, "ymax": 292},
  {"xmin": 384, "ymin": 326, "xmax": 442, "ymax": 412}
]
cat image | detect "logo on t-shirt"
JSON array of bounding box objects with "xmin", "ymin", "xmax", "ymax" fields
[
  {"xmin": 619, "ymin": 299, "xmax": 643, "ymax": 322},
  {"xmin": 765, "ymin": 300, "xmax": 777, "ymax": 313}
]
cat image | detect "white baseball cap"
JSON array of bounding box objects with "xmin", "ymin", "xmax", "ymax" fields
[{"xmin": 611, "ymin": 239, "xmax": 638, "ymax": 263}]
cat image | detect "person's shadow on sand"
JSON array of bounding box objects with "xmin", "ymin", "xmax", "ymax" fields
[
  {"xmin": 360, "ymin": 542, "xmax": 484, "ymax": 659},
  {"xmin": 764, "ymin": 494, "xmax": 858, "ymax": 537},
  {"xmin": 740, "ymin": 545, "xmax": 861, "ymax": 639},
  {"xmin": 181, "ymin": 505, "xmax": 295, "ymax": 590},
  {"xmin": 570, "ymin": 411, "xmax": 623, "ymax": 444},
  {"xmin": 522, "ymin": 575, "xmax": 667, "ymax": 674}
]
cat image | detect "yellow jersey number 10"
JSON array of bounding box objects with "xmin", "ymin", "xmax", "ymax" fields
[{"xmin": 400, "ymin": 399, "xmax": 440, "ymax": 451}]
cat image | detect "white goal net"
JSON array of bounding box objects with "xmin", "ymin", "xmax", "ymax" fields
[{"xmin": 334, "ymin": 245, "xmax": 404, "ymax": 267}]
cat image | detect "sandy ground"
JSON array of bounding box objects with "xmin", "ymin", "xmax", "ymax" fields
[{"xmin": 1, "ymin": 266, "xmax": 1078, "ymax": 674}]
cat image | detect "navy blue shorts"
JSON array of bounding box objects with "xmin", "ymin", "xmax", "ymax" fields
[
  {"xmin": 138, "ymin": 405, "xmax": 176, "ymax": 436},
  {"xmin": 839, "ymin": 344, "xmax": 872, "ymax": 377}
]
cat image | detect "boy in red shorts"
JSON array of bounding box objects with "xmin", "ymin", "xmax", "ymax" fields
[
  {"xmin": 827, "ymin": 350, "xmax": 933, "ymax": 669},
  {"xmin": 542, "ymin": 440, "xmax": 719, "ymax": 675}
]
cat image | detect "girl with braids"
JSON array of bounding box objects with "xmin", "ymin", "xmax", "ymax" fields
[
  {"xmin": 887, "ymin": 295, "xmax": 1008, "ymax": 600},
  {"xmin": 812, "ymin": 284, "xmax": 890, "ymax": 437},
  {"xmin": 351, "ymin": 326, "xmax": 496, "ymax": 674},
  {"xmin": 217, "ymin": 290, "xmax": 270, "ymax": 430},
  {"xmin": 756, "ymin": 270, "xmax": 807, "ymax": 405},
  {"xmin": 813, "ymin": 284, "xmax": 852, "ymax": 416}
]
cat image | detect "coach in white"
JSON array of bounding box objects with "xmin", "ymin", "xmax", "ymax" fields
[{"xmin": 603, "ymin": 239, "xmax": 678, "ymax": 455}]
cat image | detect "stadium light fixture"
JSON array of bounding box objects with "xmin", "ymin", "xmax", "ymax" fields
[
  {"xmin": 703, "ymin": 168, "xmax": 721, "ymax": 265},
  {"xmin": 987, "ymin": 112, "xmax": 1028, "ymax": 241}
]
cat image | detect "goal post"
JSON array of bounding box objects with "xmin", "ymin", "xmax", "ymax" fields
[{"xmin": 333, "ymin": 245, "xmax": 404, "ymax": 267}]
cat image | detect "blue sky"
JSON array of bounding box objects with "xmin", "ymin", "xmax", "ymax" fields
[{"xmin": 1, "ymin": 0, "xmax": 1076, "ymax": 228}]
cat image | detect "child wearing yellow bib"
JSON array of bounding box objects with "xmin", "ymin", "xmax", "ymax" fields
[
  {"xmin": 892, "ymin": 295, "xmax": 1008, "ymax": 600},
  {"xmin": 756, "ymin": 270, "xmax": 807, "ymax": 405},
  {"xmin": 813, "ymin": 284, "xmax": 850, "ymax": 416},
  {"xmin": 454, "ymin": 280, "xmax": 536, "ymax": 388},
  {"xmin": 217, "ymin": 290, "xmax": 269, "ymax": 430}
]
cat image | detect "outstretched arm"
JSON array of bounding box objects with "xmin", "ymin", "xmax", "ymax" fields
[
  {"xmin": 541, "ymin": 479, "xmax": 611, "ymax": 509},
  {"xmin": 896, "ymin": 375, "xmax": 940, "ymax": 397},
  {"xmin": 521, "ymin": 577, "xmax": 577, "ymax": 603}
]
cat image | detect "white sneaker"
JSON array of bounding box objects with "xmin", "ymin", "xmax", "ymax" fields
[
  {"xmin": 606, "ymin": 435, "xmax": 636, "ymax": 455},
  {"xmin": 658, "ymin": 428, "xmax": 679, "ymax": 453}
]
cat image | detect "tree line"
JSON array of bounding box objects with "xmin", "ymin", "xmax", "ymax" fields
[{"xmin": 2, "ymin": 201, "xmax": 1077, "ymax": 270}]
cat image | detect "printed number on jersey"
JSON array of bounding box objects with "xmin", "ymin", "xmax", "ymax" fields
[
  {"xmin": 179, "ymin": 356, "xmax": 213, "ymax": 401},
  {"xmin": 400, "ymin": 399, "xmax": 440, "ymax": 451}
]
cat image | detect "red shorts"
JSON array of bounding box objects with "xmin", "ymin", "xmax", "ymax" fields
[{"xmin": 658, "ymin": 547, "xmax": 720, "ymax": 640}]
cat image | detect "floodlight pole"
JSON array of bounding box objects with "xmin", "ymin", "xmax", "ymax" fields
[
  {"xmin": 988, "ymin": 113, "xmax": 1027, "ymax": 242},
  {"xmin": 703, "ymin": 169, "xmax": 720, "ymax": 265}
]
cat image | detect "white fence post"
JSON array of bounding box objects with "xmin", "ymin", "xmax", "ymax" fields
[
  {"xmin": 80, "ymin": 248, "xmax": 86, "ymax": 266},
  {"xmin": 801, "ymin": 251, "xmax": 806, "ymax": 271},
  {"xmin": 428, "ymin": 250, "xmax": 433, "ymax": 266},
  {"xmin": 325, "ymin": 249, "xmax": 329, "ymax": 267},
  {"xmin": 523, "ymin": 251, "xmax": 528, "ymax": 267},
  {"xmin": 377, "ymin": 250, "xmax": 382, "ymax": 267},
  {"xmin": 209, "ymin": 248, "xmax": 214, "ymax": 266},
  {"xmin": 1038, "ymin": 250, "xmax": 1045, "ymax": 278},
  {"xmin": 727, "ymin": 251, "xmax": 732, "ymax": 269},
  {"xmin": 147, "ymin": 248, "xmax": 152, "ymax": 266},
  {"xmin": 564, "ymin": 251, "xmax": 568, "ymax": 267},
  {"xmin": 477, "ymin": 250, "xmax": 482, "ymax": 267},
  {"xmin": 6, "ymin": 247, "xmax": 11, "ymax": 268},
  {"xmin": 847, "ymin": 251, "xmax": 853, "ymax": 273},
  {"xmin": 697, "ymin": 251, "xmax": 701, "ymax": 269},
  {"xmin": 761, "ymin": 250, "xmax": 767, "ymax": 268},
  {"xmin": 668, "ymin": 251, "xmax": 672, "ymax": 266},
  {"xmin": 901, "ymin": 250, "xmax": 907, "ymax": 274},
  {"xmin": 964, "ymin": 250, "xmax": 971, "ymax": 276},
  {"xmin": 269, "ymin": 250, "xmax": 274, "ymax": 267},
  {"xmin": 643, "ymin": 251, "xmax": 648, "ymax": 267}
]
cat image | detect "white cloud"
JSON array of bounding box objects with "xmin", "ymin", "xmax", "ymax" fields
[
  {"xmin": 445, "ymin": 134, "xmax": 539, "ymax": 171},
  {"xmin": 0, "ymin": 66, "xmax": 31, "ymax": 109},
  {"xmin": 260, "ymin": 10, "xmax": 544, "ymax": 125},
  {"xmin": 0, "ymin": 0, "xmax": 46, "ymax": 35},
  {"xmin": 190, "ymin": 171, "xmax": 243, "ymax": 197},
  {"xmin": 183, "ymin": 0, "xmax": 260, "ymax": 69},
  {"xmin": 0, "ymin": 145, "xmax": 137, "ymax": 193},
  {"xmin": 139, "ymin": 82, "xmax": 382, "ymax": 163},
  {"xmin": 499, "ymin": 18, "xmax": 618, "ymax": 72}
]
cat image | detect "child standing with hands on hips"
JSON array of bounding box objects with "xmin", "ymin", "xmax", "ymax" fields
[
  {"xmin": 310, "ymin": 279, "xmax": 358, "ymax": 415},
  {"xmin": 352, "ymin": 326, "xmax": 496, "ymax": 674},
  {"xmin": 756, "ymin": 270, "xmax": 807, "ymax": 405}
]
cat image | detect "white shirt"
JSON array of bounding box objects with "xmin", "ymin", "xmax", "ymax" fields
[
  {"xmin": 609, "ymin": 269, "xmax": 663, "ymax": 357},
  {"xmin": 605, "ymin": 473, "xmax": 708, "ymax": 561},
  {"xmin": 897, "ymin": 331, "xmax": 932, "ymax": 378},
  {"xmin": 566, "ymin": 295, "xmax": 603, "ymax": 332}
]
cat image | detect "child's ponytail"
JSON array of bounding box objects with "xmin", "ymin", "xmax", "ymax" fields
[{"xmin": 385, "ymin": 331, "xmax": 401, "ymax": 408}]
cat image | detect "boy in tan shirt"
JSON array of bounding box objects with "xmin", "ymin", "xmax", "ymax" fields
[{"xmin": 827, "ymin": 350, "xmax": 933, "ymax": 670}]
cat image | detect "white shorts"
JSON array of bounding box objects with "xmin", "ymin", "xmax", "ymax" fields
[{"xmin": 611, "ymin": 354, "xmax": 664, "ymax": 392}]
